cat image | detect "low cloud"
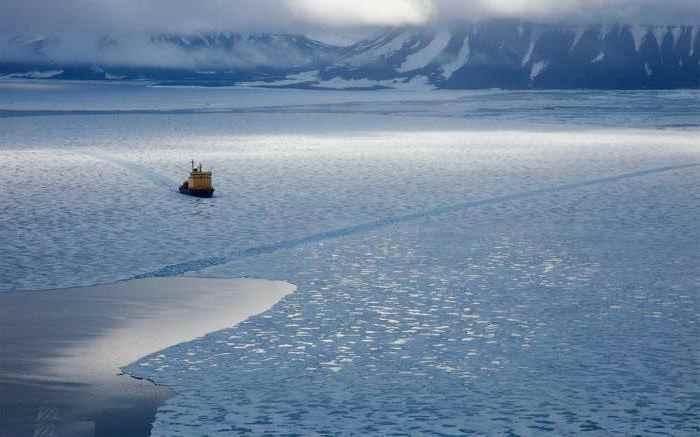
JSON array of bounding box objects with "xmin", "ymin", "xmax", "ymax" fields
[
  {"xmin": 1, "ymin": 0, "xmax": 698, "ymax": 68},
  {"xmin": 435, "ymin": 0, "xmax": 700, "ymax": 24},
  {"xmin": 291, "ymin": 0, "xmax": 433, "ymax": 27},
  {"xmin": 2, "ymin": 0, "xmax": 699, "ymax": 36}
]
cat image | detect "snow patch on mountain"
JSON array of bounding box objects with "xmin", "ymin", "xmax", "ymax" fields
[
  {"xmin": 239, "ymin": 70, "xmax": 434, "ymax": 91},
  {"xmin": 441, "ymin": 35, "xmax": 470, "ymax": 79},
  {"xmin": 105, "ymin": 72, "xmax": 126, "ymax": 80},
  {"xmin": 570, "ymin": 27, "xmax": 586, "ymax": 52},
  {"xmin": 9, "ymin": 34, "xmax": 50, "ymax": 47},
  {"xmin": 530, "ymin": 61, "xmax": 547, "ymax": 81},
  {"xmin": 398, "ymin": 31, "xmax": 451, "ymax": 73},
  {"xmin": 522, "ymin": 29, "xmax": 543, "ymax": 66},
  {"xmin": 322, "ymin": 75, "xmax": 434, "ymax": 90},
  {"xmin": 2, "ymin": 70, "xmax": 63, "ymax": 79},
  {"xmin": 628, "ymin": 25, "xmax": 648, "ymax": 51},
  {"xmin": 652, "ymin": 27, "xmax": 668, "ymax": 47},
  {"xmin": 670, "ymin": 27, "xmax": 682, "ymax": 47},
  {"xmin": 598, "ymin": 24, "xmax": 610, "ymax": 41},
  {"xmin": 241, "ymin": 70, "xmax": 320, "ymax": 87},
  {"xmin": 340, "ymin": 32, "xmax": 412, "ymax": 67},
  {"xmin": 522, "ymin": 40, "xmax": 536, "ymax": 66}
]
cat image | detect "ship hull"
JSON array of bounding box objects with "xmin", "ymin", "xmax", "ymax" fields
[{"xmin": 179, "ymin": 187, "xmax": 215, "ymax": 198}]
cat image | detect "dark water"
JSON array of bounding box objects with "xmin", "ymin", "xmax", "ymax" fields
[{"xmin": 0, "ymin": 278, "xmax": 292, "ymax": 436}]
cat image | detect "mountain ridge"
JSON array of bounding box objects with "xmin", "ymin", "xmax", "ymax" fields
[{"xmin": 2, "ymin": 21, "xmax": 699, "ymax": 89}]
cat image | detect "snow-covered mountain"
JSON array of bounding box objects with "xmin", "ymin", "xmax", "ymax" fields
[
  {"xmin": 0, "ymin": 31, "xmax": 341, "ymax": 84},
  {"xmin": 310, "ymin": 22, "xmax": 700, "ymax": 89},
  {"xmin": 2, "ymin": 21, "xmax": 699, "ymax": 89}
]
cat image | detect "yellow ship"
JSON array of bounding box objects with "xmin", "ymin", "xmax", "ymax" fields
[{"xmin": 179, "ymin": 161, "xmax": 214, "ymax": 198}]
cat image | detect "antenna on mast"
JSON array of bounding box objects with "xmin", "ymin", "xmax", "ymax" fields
[{"xmin": 179, "ymin": 159, "xmax": 215, "ymax": 197}]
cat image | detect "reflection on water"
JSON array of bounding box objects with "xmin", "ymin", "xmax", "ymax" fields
[{"xmin": 0, "ymin": 278, "xmax": 294, "ymax": 436}]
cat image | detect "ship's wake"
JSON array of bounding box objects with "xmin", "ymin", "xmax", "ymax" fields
[{"xmin": 134, "ymin": 162, "xmax": 700, "ymax": 280}]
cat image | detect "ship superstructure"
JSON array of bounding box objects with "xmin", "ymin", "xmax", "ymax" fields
[{"xmin": 179, "ymin": 161, "xmax": 214, "ymax": 198}]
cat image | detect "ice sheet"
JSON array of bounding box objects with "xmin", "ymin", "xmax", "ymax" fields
[{"xmin": 2, "ymin": 83, "xmax": 700, "ymax": 435}]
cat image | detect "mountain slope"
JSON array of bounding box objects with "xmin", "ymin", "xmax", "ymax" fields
[
  {"xmin": 315, "ymin": 22, "xmax": 700, "ymax": 89},
  {"xmin": 1, "ymin": 22, "xmax": 699, "ymax": 89},
  {"xmin": 0, "ymin": 32, "xmax": 341, "ymax": 83}
]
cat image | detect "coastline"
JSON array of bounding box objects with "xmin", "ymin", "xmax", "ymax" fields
[{"xmin": 0, "ymin": 277, "xmax": 295, "ymax": 437}]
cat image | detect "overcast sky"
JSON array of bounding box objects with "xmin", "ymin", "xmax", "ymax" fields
[{"xmin": 3, "ymin": 0, "xmax": 700, "ymax": 35}]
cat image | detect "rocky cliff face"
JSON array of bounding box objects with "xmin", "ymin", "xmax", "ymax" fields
[{"xmin": 2, "ymin": 21, "xmax": 699, "ymax": 89}]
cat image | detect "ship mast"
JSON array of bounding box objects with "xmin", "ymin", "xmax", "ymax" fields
[{"xmin": 180, "ymin": 160, "xmax": 215, "ymax": 198}]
